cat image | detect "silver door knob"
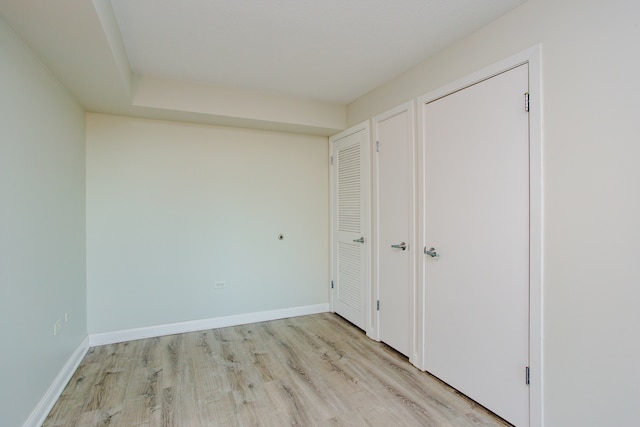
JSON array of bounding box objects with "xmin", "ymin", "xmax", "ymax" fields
[
  {"xmin": 424, "ymin": 247, "xmax": 439, "ymax": 258},
  {"xmin": 353, "ymin": 237, "xmax": 365, "ymax": 244},
  {"xmin": 391, "ymin": 242, "xmax": 407, "ymax": 250}
]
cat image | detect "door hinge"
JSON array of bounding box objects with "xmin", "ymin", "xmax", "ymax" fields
[
  {"xmin": 525, "ymin": 366, "xmax": 530, "ymax": 385},
  {"xmin": 330, "ymin": 155, "xmax": 334, "ymax": 165},
  {"xmin": 524, "ymin": 92, "xmax": 530, "ymax": 112},
  {"xmin": 376, "ymin": 141, "xmax": 380, "ymax": 152},
  {"xmin": 331, "ymin": 280, "xmax": 334, "ymax": 289},
  {"xmin": 377, "ymin": 300, "xmax": 380, "ymax": 311}
]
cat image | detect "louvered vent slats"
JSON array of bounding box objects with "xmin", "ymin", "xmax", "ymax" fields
[
  {"xmin": 337, "ymin": 242, "xmax": 361, "ymax": 309},
  {"xmin": 337, "ymin": 144, "xmax": 361, "ymax": 233}
]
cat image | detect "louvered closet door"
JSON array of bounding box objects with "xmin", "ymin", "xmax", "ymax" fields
[{"xmin": 331, "ymin": 124, "xmax": 369, "ymax": 330}]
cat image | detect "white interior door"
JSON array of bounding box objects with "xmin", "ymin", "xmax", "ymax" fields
[
  {"xmin": 373, "ymin": 103, "xmax": 414, "ymax": 357},
  {"xmin": 331, "ymin": 124, "xmax": 370, "ymax": 330},
  {"xmin": 422, "ymin": 64, "xmax": 530, "ymax": 426}
]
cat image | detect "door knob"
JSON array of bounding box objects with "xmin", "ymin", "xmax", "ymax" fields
[
  {"xmin": 391, "ymin": 242, "xmax": 407, "ymax": 251},
  {"xmin": 353, "ymin": 237, "xmax": 365, "ymax": 244},
  {"xmin": 424, "ymin": 247, "xmax": 439, "ymax": 258}
]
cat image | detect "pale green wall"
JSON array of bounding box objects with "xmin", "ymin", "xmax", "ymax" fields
[
  {"xmin": 349, "ymin": 0, "xmax": 640, "ymax": 425},
  {"xmin": 86, "ymin": 114, "xmax": 329, "ymax": 333},
  {"xmin": 0, "ymin": 17, "xmax": 86, "ymax": 427}
]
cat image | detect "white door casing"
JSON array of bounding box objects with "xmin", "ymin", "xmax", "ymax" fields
[
  {"xmin": 328, "ymin": 47, "xmax": 543, "ymax": 427},
  {"xmin": 372, "ymin": 102, "xmax": 416, "ymax": 359},
  {"xmin": 330, "ymin": 122, "xmax": 370, "ymax": 331},
  {"xmin": 417, "ymin": 46, "xmax": 542, "ymax": 427},
  {"xmin": 421, "ymin": 63, "xmax": 530, "ymax": 426}
]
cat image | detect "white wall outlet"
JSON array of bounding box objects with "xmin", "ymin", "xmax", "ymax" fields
[
  {"xmin": 214, "ymin": 281, "xmax": 226, "ymax": 289},
  {"xmin": 54, "ymin": 319, "xmax": 62, "ymax": 336},
  {"xmin": 65, "ymin": 312, "xmax": 71, "ymax": 323}
]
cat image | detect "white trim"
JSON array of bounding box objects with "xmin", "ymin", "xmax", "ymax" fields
[
  {"xmin": 416, "ymin": 45, "xmax": 543, "ymax": 427},
  {"xmin": 89, "ymin": 303, "xmax": 330, "ymax": 346},
  {"xmin": 328, "ymin": 136, "xmax": 335, "ymax": 313},
  {"xmin": 527, "ymin": 44, "xmax": 544, "ymax": 427},
  {"xmin": 417, "ymin": 46, "xmax": 538, "ymax": 107},
  {"xmin": 329, "ymin": 120, "xmax": 369, "ymax": 141},
  {"xmin": 23, "ymin": 336, "xmax": 90, "ymax": 427}
]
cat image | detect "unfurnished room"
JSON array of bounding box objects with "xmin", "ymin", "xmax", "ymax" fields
[{"xmin": 1, "ymin": 1, "xmax": 639, "ymax": 426}]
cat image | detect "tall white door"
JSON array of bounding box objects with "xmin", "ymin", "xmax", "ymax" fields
[
  {"xmin": 373, "ymin": 103, "xmax": 414, "ymax": 357},
  {"xmin": 331, "ymin": 123, "xmax": 370, "ymax": 331},
  {"xmin": 422, "ymin": 64, "xmax": 530, "ymax": 426}
]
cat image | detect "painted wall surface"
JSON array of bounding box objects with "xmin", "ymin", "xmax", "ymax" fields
[
  {"xmin": 349, "ymin": 0, "xmax": 640, "ymax": 425},
  {"xmin": 86, "ymin": 114, "xmax": 329, "ymax": 333},
  {"xmin": 0, "ymin": 17, "xmax": 86, "ymax": 427}
]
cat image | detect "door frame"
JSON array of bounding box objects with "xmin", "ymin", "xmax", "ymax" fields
[
  {"xmin": 329, "ymin": 121, "xmax": 373, "ymax": 335},
  {"xmin": 371, "ymin": 101, "xmax": 418, "ymax": 363},
  {"xmin": 416, "ymin": 45, "xmax": 543, "ymax": 427}
]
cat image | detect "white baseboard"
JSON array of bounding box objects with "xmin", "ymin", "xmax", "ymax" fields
[
  {"xmin": 23, "ymin": 336, "xmax": 90, "ymax": 427},
  {"xmin": 89, "ymin": 303, "xmax": 330, "ymax": 347},
  {"xmin": 21, "ymin": 304, "xmax": 329, "ymax": 426}
]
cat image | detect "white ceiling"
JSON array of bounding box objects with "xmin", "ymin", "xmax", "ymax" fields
[
  {"xmin": 110, "ymin": 0, "xmax": 525, "ymax": 104},
  {"xmin": 0, "ymin": 0, "xmax": 527, "ymax": 134}
]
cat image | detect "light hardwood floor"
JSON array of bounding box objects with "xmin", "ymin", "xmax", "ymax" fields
[{"xmin": 44, "ymin": 313, "xmax": 511, "ymax": 426}]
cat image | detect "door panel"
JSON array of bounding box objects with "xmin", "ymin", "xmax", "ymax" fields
[
  {"xmin": 331, "ymin": 125, "xmax": 369, "ymax": 330},
  {"xmin": 422, "ymin": 64, "xmax": 529, "ymax": 426},
  {"xmin": 374, "ymin": 103, "xmax": 414, "ymax": 357}
]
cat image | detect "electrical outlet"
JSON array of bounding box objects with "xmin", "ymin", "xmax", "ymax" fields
[
  {"xmin": 54, "ymin": 319, "xmax": 62, "ymax": 336},
  {"xmin": 214, "ymin": 281, "xmax": 226, "ymax": 289},
  {"xmin": 65, "ymin": 312, "xmax": 71, "ymax": 323}
]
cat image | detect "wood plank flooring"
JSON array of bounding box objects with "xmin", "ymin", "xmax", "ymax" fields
[{"xmin": 44, "ymin": 313, "xmax": 511, "ymax": 426}]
